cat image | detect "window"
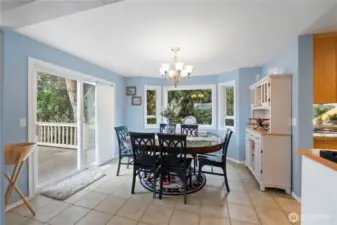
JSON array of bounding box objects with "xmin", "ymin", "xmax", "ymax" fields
[
  {"xmin": 219, "ymin": 81, "xmax": 236, "ymax": 130},
  {"xmin": 144, "ymin": 85, "xmax": 161, "ymax": 128},
  {"xmin": 313, "ymin": 103, "xmax": 337, "ymax": 125},
  {"xmin": 163, "ymin": 84, "xmax": 216, "ymax": 129}
]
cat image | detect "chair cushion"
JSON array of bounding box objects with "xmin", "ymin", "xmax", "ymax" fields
[
  {"xmin": 198, "ymin": 154, "xmax": 223, "ymax": 163},
  {"xmin": 121, "ymin": 148, "xmax": 133, "ymax": 156}
]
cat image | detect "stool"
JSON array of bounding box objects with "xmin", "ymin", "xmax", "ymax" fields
[{"xmin": 4, "ymin": 143, "xmax": 36, "ymax": 215}]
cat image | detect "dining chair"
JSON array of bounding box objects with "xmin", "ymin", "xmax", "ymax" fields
[
  {"xmin": 159, "ymin": 123, "xmax": 177, "ymax": 134},
  {"xmin": 157, "ymin": 133, "xmax": 192, "ymax": 204},
  {"xmin": 114, "ymin": 126, "xmax": 133, "ymax": 176},
  {"xmin": 129, "ymin": 132, "xmax": 159, "ymax": 198},
  {"xmin": 197, "ymin": 128, "xmax": 233, "ymax": 192},
  {"xmin": 181, "ymin": 124, "xmax": 199, "ymax": 173},
  {"xmin": 181, "ymin": 124, "xmax": 199, "ymax": 137}
]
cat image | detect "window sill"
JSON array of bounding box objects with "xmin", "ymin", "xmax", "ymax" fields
[
  {"xmin": 144, "ymin": 124, "xmax": 216, "ymax": 130},
  {"xmin": 219, "ymin": 127, "xmax": 236, "ymax": 132},
  {"xmin": 144, "ymin": 125, "xmax": 160, "ymax": 129}
]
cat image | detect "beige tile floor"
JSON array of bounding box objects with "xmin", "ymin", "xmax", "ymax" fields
[{"xmin": 6, "ymin": 161, "xmax": 302, "ymax": 225}]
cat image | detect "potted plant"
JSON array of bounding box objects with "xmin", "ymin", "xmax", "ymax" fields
[
  {"xmin": 328, "ymin": 114, "xmax": 337, "ymax": 124},
  {"xmin": 160, "ymin": 99, "xmax": 181, "ymax": 125}
]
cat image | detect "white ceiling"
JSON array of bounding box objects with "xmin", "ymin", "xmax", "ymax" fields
[
  {"xmin": 17, "ymin": 0, "xmax": 337, "ymax": 77},
  {"xmin": 2, "ymin": 0, "xmax": 123, "ymax": 28}
]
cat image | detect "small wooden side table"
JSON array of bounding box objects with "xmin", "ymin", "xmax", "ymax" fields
[{"xmin": 4, "ymin": 143, "xmax": 36, "ymax": 215}]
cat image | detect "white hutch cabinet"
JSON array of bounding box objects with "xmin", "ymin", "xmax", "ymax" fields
[{"xmin": 245, "ymin": 74, "xmax": 292, "ymax": 194}]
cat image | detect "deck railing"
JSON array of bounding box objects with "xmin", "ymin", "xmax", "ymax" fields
[{"xmin": 37, "ymin": 122, "xmax": 77, "ymax": 149}]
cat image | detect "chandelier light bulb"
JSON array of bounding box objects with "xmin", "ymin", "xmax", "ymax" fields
[
  {"xmin": 169, "ymin": 70, "xmax": 175, "ymax": 77},
  {"xmin": 185, "ymin": 65, "xmax": 193, "ymax": 73},
  {"xmin": 175, "ymin": 62, "xmax": 184, "ymax": 71},
  {"xmin": 162, "ymin": 63, "xmax": 170, "ymax": 71},
  {"xmin": 160, "ymin": 68, "xmax": 165, "ymax": 75}
]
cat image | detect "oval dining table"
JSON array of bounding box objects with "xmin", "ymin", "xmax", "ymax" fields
[{"xmin": 136, "ymin": 132, "xmax": 225, "ymax": 196}]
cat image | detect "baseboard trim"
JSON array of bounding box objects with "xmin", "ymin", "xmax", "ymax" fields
[
  {"xmin": 98, "ymin": 156, "xmax": 118, "ymax": 166},
  {"xmin": 5, "ymin": 197, "xmax": 33, "ymax": 212},
  {"xmin": 292, "ymin": 192, "xmax": 301, "ymax": 203},
  {"xmin": 227, "ymin": 157, "xmax": 245, "ymax": 164}
]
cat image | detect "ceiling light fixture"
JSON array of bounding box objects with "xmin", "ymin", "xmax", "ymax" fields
[{"xmin": 160, "ymin": 47, "xmax": 193, "ymax": 87}]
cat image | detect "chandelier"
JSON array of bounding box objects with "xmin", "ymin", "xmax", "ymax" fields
[{"xmin": 160, "ymin": 47, "xmax": 193, "ymax": 87}]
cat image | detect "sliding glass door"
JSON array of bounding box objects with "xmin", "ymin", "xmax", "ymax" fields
[
  {"xmin": 29, "ymin": 59, "xmax": 116, "ymax": 194},
  {"xmin": 83, "ymin": 82, "xmax": 96, "ymax": 166},
  {"xmin": 36, "ymin": 72, "xmax": 80, "ymax": 186}
]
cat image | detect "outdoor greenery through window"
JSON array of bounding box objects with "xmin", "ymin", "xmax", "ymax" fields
[
  {"xmin": 37, "ymin": 72, "xmax": 77, "ymax": 123},
  {"xmin": 313, "ymin": 104, "xmax": 337, "ymax": 124},
  {"xmin": 225, "ymin": 86, "xmax": 234, "ymax": 126},
  {"xmin": 166, "ymin": 88, "xmax": 213, "ymax": 125},
  {"xmin": 37, "ymin": 72, "xmax": 95, "ymax": 123},
  {"xmin": 145, "ymin": 86, "xmax": 161, "ymax": 127},
  {"xmin": 219, "ymin": 81, "xmax": 235, "ymax": 129},
  {"xmin": 146, "ymin": 89, "xmax": 157, "ymax": 125}
]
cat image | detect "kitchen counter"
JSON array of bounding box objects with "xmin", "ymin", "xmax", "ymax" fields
[
  {"xmin": 297, "ymin": 148, "xmax": 337, "ymax": 171},
  {"xmin": 298, "ymin": 148, "xmax": 337, "ymax": 225}
]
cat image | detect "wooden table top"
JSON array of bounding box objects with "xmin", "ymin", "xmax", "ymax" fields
[{"xmin": 297, "ymin": 148, "xmax": 337, "ymax": 171}]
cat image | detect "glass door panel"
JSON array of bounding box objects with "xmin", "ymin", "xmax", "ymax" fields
[
  {"xmin": 36, "ymin": 72, "xmax": 79, "ymax": 185},
  {"xmin": 83, "ymin": 82, "xmax": 96, "ymax": 166}
]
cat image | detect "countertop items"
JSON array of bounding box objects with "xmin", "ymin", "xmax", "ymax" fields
[
  {"xmin": 314, "ymin": 132, "xmax": 337, "ymax": 140},
  {"xmin": 297, "ymin": 148, "xmax": 337, "ymax": 171},
  {"xmin": 246, "ymin": 127, "xmax": 290, "ymax": 136}
]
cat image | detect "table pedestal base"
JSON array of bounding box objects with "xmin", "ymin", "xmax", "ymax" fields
[{"xmin": 139, "ymin": 172, "xmax": 206, "ymax": 195}]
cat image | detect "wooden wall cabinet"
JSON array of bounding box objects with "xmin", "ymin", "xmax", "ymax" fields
[{"xmin": 314, "ymin": 33, "xmax": 337, "ymax": 104}]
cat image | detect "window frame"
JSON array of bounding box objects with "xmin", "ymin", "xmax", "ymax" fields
[
  {"xmin": 218, "ymin": 81, "xmax": 236, "ymax": 132},
  {"xmin": 163, "ymin": 84, "xmax": 216, "ymax": 130},
  {"xmin": 144, "ymin": 85, "xmax": 162, "ymax": 129}
]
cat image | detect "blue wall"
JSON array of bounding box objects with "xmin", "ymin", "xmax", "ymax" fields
[
  {"xmin": 2, "ymin": 30, "xmax": 126, "ymax": 203},
  {"xmin": 237, "ymin": 67, "xmax": 262, "ymax": 161},
  {"xmin": 262, "ymin": 35, "xmax": 313, "ymax": 197},
  {"xmin": 0, "ymin": 30, "xmax": 5, "ymax": 225}
]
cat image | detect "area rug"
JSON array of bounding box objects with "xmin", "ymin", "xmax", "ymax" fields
[
  {"xmin": 40, "ymin": 169, "xmax": 106, "ymax": 200},
  {"xmin": 140, "ymin": 173, "xmax": 206, "ymax": 195}
]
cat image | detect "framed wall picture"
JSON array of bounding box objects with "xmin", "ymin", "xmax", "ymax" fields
[
  {"xmin": 131, "ymin": 96, "xmax": 142, "ymax": 106},
  {"xmin": 126, "ymin": 86, "xmax": 136, "ymax": 96}
]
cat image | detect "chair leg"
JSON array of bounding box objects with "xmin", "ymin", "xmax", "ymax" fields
[
  {"xmin": 159, "ymin": 168, "xmax": 164, "ymax": 199},
  {"xmin": 193, "ymin": 155, "xmax": 197, "ymax": 174},
  {"xmin": 167, "ymin": 172, "xmax": 171, "ymax": 183},
  {"xmin": 131, "ymin": 167, "xmax": 136, "ymax": 194},
  {"xmin": 198, "ymin": 162, "xmax": 203, "ymax": 182},
  {"xmin": 222, "ymin": 165, "xmax": 230, "ymax": 192},
  {"xmin": 153, "ymin": 167, "xmax": 157, "ymax": 199},
  {"xmin": 116, "ymin": 157, "xmax": 122, "ymax": 176},
  {"xmin": 127, "ymin": 157, "xmax": 131, "ymax": 169},
  {"xmin": 183, "ymin": 173, "xmax": 187, "ymax": 204}
]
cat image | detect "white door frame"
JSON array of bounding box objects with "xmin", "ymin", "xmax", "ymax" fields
[{"xmin": 28, "ymin": 57, "xmax": 115, "ymax": 196}]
